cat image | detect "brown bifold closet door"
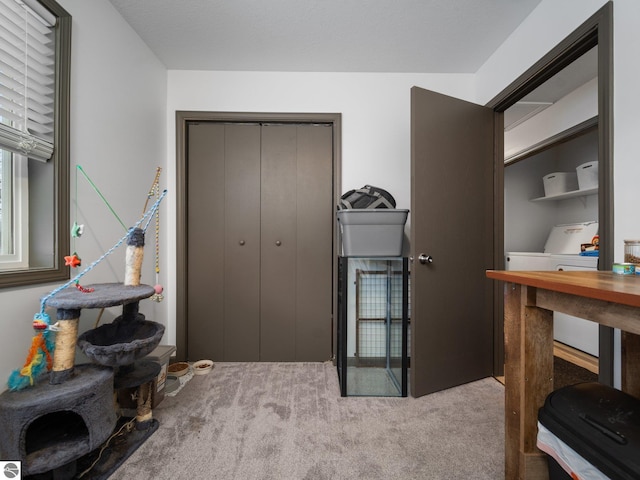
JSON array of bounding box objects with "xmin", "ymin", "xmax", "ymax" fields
[
  {"xmin": 187, "ymin": 122, "xmax": 333, "ymax": 362},
  {"xmin": 260, "ymin": 124, "xmax": 333, "ymax": 361},
  {"xmin": 294, "ymin": 124, "xmax": 333, "ymax": 361},
  {"xmin": 187, "ymin": 123, "xmax": 261, "ymax": 361},
  {"xmin": 224, "ymin": 125, "xmax": 261, "ymax": 361},
  {"xmin": 260, "ymin": 125, "xmax": 297, "ymax": 360},
  {"xmin": 187, "ymin": 123, "xmax": 226, "ymax": 361}
]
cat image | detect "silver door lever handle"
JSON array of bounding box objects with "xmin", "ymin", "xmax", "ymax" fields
[{"xmin": 418, "ymin": 254, "xmax": 433, "ymax": 264}]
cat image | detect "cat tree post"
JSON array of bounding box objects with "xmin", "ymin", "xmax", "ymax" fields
[
  {"xmin": 50, "ymin": 308, "xmax": 80, "ymax": 384},
  {"xmin": 125, "ymin": 228, "xmax": 145, "ymax": 286}
]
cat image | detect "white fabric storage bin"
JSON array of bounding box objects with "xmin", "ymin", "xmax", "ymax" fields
[
  {"xmin": 576, "ymin": 161, "xmax": 598, "ymax": 190},
  {"xmin": 337, "ymin": 209, "xmax": 408, "ymax": 256},
  {"xmin": 543, "ymin": 172, "xmax": 578, "ymax": 197}
]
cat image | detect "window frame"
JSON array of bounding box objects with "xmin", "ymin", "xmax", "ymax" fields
[
  {"xmin": 0, "ymin": 152, "xmax": 28, "ymax": 269},
  {"xmin": 0, "ymin": 0, "xmax": 70, "ymax": 288}
]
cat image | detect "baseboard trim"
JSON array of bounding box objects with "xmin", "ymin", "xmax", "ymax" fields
[
  {"xmin": 494, "ymin": 342, "xmax": 598, "ymax": 385},
  {"xmin": 553, "ymin": 341, "xmax": 599, "ymax": 374}
]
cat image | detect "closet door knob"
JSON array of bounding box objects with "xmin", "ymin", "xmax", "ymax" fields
[
  {"xmin": 239, "ymin": 240, "xmax": 245, "ymax": 246},
  {"xmin": 418, "ymin": 254, "xmax": 433, "ymax": 264},
  {"xmin": 275, "ymin": 240, "xmax": 282, "ymax": 246}
]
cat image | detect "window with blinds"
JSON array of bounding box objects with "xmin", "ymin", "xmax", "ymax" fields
[
  {"xmin": 0, "ymin": 0, "xmax": 70, "ymax": 287},
  {"xmin": 0, "ymin": 0, "xmax": 55, "ymax": 163}
]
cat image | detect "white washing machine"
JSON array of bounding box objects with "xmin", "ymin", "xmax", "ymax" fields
[
  {"xmin": 549, "ymin": 253, "xmax": 599, "ymax": 356},
  {"xmin": 506, "ymin": 221, "xmax": 599, "ymax": 356}
]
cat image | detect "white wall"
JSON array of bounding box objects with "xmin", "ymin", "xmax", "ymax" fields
[
  {"xmin": 612, "ymin": 0, "xmax": 640, "ymax": 262},
  {"xmin": 0, "ymin": 0, "xmax": 167, "ymax": 391},
  {"xmin": 475, "ymin": 0, "xmax": 609, "ymax": 105},
  {"xmin": 610, "ymin": 0, "xmax": 640, "ymax": 383}
]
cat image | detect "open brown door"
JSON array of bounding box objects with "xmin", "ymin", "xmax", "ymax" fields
[{"xmin": 410, "ymin": 86, "xmax": 495, "ymax": 397}]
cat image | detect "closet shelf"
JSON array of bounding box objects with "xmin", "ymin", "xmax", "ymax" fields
[{"xmin": 531, "ymin": 187, "xmax": 598, "ymax": 202}]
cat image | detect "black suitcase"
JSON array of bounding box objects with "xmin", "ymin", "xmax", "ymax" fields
[{"xmin": 538, "ymin": 382, "xmax": 640, "ymax": 480}]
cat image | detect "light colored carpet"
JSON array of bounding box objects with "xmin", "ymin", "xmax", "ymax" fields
[{"xmin": 111, "ymin": 362, "xmax": 505, "ymax": 480}]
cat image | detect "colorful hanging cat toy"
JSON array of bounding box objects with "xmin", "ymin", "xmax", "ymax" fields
[{"xmin": 7, "ymin": 311, "xmax": 55, "ymax": 390}]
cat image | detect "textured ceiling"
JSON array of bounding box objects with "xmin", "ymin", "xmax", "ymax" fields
[{"xmin": 107, "ymin": 0, "xmax": 543, "ymax": 73}]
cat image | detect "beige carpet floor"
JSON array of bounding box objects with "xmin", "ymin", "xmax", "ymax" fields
[{"xmin": 111, "ymin": 362, "xmax": 505, "ymax": 480}]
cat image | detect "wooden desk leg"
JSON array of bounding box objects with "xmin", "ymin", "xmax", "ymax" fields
[
  {"xmin": 504, "ymin": 284, "xmax": 554, "ymax": 480},
  {"xmin": 504, "ymin": 283, "xmax": 523, "ymax": 479},
  {"xmin": 622, "ymin": 331, "xmax": 640, "ymax": 398}
]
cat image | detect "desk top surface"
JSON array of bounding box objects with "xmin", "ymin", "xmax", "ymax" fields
[{"xmin": 486, "ymin": 270, "xmax": 640, "ymax": 308}]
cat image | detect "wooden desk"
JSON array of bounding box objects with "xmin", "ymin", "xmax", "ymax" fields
[{"xmin": 486, "ymin": 270, "xmax": 640, "ymax": 480}]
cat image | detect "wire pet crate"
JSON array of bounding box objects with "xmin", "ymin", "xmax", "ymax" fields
[
  {"xmin": 355, "ymin": 267, "xmax": 410, "ymax": 364},
  {"xmin": 337, "ymin": 257, "xmax": 409, "ymax": 397}
]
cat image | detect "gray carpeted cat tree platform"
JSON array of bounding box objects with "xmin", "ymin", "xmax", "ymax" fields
[{"xmin": 0, "ymin": 185, "xmax": 168, "ymax": 479}]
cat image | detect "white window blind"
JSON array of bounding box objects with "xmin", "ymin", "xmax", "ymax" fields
[{"xmin": 0, "ymin": 0, "xmax": 55, "ymax": 162}]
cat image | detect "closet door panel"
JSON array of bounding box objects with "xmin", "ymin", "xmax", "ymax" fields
[
  {"xmin": 224, "ymin": 124, "xmax": 261, "ymax": 361},
  {"xmin": 187, "ymin": 123, "xmax": 225, "ymax": 361},
  {"xmin": 296, "ymin": 125, "xmax": 333, "ymax": 361},
  {"xmin": 260, "ymin": 125, "xmax": 297, "ymax": 361},
  {"xmin": 186, "ymin": 119, "xmax": 334, "ymax": 363}
]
